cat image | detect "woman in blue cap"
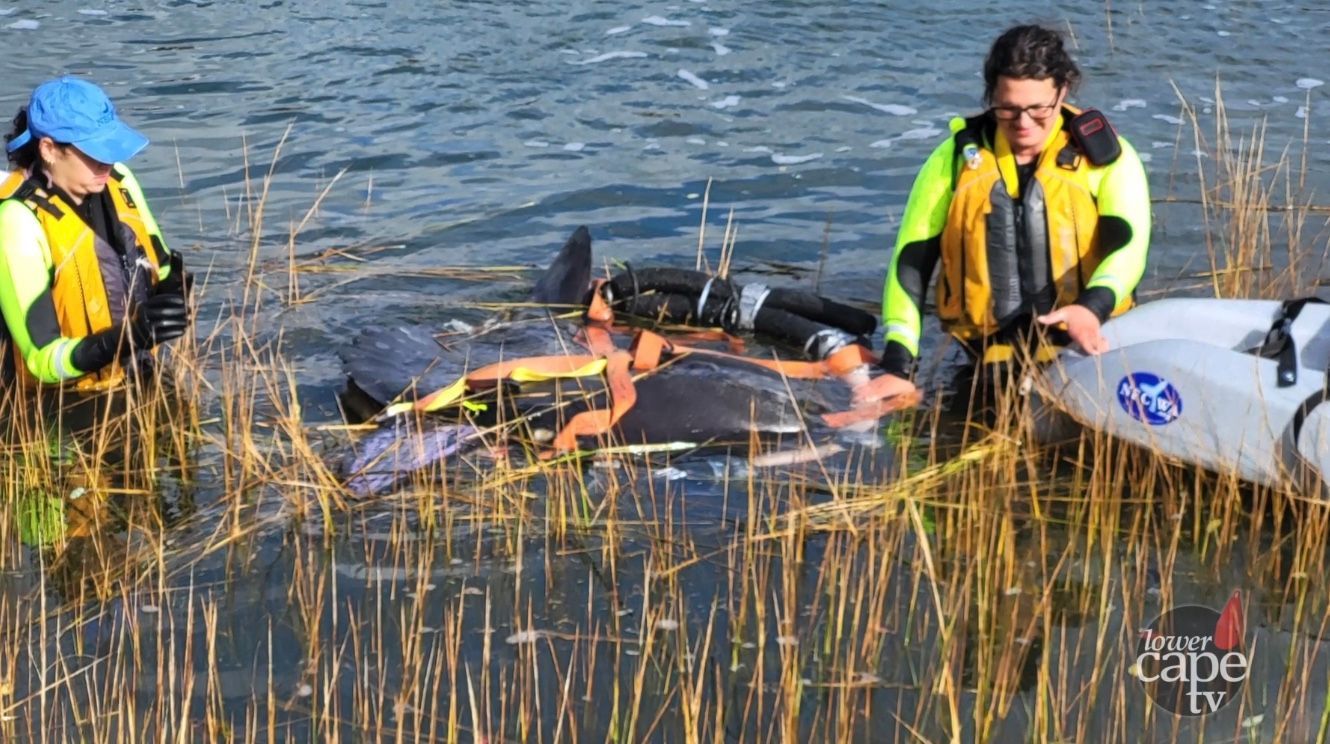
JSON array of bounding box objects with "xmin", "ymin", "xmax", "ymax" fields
[{"xmin": 0, "ymin": 76, "xmax": 188, "ymax": 391}]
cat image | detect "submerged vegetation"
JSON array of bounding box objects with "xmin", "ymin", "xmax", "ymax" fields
[{"xmin": 1, "ymin": 90, "xmax": 1329, "ymax": 743}]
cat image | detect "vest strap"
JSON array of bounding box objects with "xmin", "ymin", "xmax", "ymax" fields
[
  {"xmin": 12, "ymin": 180, "xmax": 65, "ymax": 220},
  {"xmin": 1259, "ymin": 297, "xmax": 1327, "ymax": 387}
]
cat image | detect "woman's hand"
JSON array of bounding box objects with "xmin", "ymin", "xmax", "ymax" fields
[{"xmin": 1037, "ymin": 304, "xmax": 1108, "ymax": 354}]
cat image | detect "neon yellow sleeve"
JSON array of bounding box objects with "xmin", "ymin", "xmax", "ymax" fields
[
  {"xmin": 1087, "ymin": 137, "xmax": 1150, "ymax": 300},
  {"xmin": 0, "ymin": 201, "xmax": 81, "ymax": 382},
  {"xmin": 882, "ymin": 135, "xmax": 955, "ymax": 356}
]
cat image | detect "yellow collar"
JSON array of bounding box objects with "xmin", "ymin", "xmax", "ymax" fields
[{"xmin": 994, "ymin": 122, "xmax": 1064, "ymax": 198}]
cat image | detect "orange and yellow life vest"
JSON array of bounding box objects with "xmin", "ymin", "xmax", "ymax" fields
[
  {"xmin": 936, "ymin": 106, "xmax": 1133, "ymax": 340},
  {"xmin": 0, "ymin": 168, "xmax": 165, "ymax": 390}
]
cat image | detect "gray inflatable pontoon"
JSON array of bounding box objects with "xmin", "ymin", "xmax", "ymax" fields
[{"xmin": 1033, "ymin": 298, "xmax": 1330, "ymax": 490}]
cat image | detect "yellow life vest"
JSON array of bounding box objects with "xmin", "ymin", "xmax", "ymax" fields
[
  {"xmin": 937, "ymin": 107, "xmax": 1133, "ymax": 340},
  {"xmin": 0, "ymin": 168, "xmax": 165, "ymax": 390}
]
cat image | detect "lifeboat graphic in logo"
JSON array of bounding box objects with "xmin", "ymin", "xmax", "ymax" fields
[{"xmin": 1117, "ymin": 372, "xmax": 1183, "ymax": 426}]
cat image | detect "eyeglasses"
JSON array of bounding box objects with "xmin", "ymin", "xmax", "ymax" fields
[{"xmin": 990, "ymin": 100, "xmax": 1059, "ymax": 122}]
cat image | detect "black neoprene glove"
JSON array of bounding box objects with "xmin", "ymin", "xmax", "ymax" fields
[
  {"xmin": 154, "ymin": 251, "xmax": 192, "ymax": 300},
  {"xmin": 69, "ymin": 293, "xmax": 190, "ymax": 375},
  {"xmin": 70, "ymin": 326, "xmax": 125, "ymax": 375},
  {"xmin": 130, "ymin": 293, "xmax": 189, "ymax": 347}
]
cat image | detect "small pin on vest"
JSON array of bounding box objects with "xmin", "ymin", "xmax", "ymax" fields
[{"xmin": 963, "ymin": 143, "xmax": 983, "ymax": 170}]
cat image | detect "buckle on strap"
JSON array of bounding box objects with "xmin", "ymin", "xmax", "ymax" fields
[{"xmin": 1259, "ymin": 297, "xmax": 1325, "ymax": 387}]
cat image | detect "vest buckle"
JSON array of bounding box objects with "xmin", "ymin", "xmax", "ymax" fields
[{"xmin": 1055, "ymin": 146, "xmax": 1081, "ymax": 170}]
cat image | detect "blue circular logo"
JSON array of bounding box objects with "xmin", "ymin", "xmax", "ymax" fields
[{"xmin": 1117, "ymin": 372, "xmax": 1183, "ymax": 426}]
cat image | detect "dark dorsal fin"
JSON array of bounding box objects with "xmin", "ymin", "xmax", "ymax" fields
[{"xmin": 530, "ymin": 225, "xmax": 592, "ymax": 306}]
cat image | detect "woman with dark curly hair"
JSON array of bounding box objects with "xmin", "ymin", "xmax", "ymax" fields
[
  {"xmin": 0, "ymin": 76, "xmax": 188, "ymax": 391},
  {"xmin": 865, "ymin": 24, "xmax": 1151, "ymax": 405}
]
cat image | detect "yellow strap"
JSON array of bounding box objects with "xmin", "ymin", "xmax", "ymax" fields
[
  {"xmin": 995, "ymin": 131, "xmax": 1020, "ymax": 199},
  {"xmin": 382, "ymin": 357, "xmax": 610, "ymax": 418},
  {"xmin": 509, "ymin": 357, "xmax": 606, "ymax": 383},
  {"xmin": 980, "ymin": 342, "xmax": 1061, "ymax": 366},
  {"xmin": 383, "ymin": 377, "xmax": 468, "ymax": 417},
  {"xmin": 982, "ymin": 343, "xmax": 1015, "ymax": 365},
  {"xmin": 1034, "ymin": 343, "xmax": 1062, "ymax": 364}
]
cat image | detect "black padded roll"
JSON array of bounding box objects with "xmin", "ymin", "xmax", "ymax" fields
[{"xmin": 763, "ymin": 288, "xmax": 876, "ymax": 337}]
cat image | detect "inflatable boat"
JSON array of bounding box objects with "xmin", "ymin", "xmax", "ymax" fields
[{"xmin": 1033, "ymin": 298, "xmax": 1330, "ymax": 490}]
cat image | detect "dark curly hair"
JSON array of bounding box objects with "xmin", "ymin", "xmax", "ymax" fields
[
  {"xmin": 4, "ymin": 107, "xmax": 39, "ymax": 170},
  {"xmin": 983, "ymin": 24, "xmax": 1082, "ymax": 104}
]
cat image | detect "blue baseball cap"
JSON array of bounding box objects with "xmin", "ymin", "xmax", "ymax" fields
[{"xmin": 5, "ymin": 76, "xmax": 148, "ymax": 164}]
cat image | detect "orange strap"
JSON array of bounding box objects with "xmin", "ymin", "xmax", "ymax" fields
[
  {"xmin": 542, "ymin": 295, "xmax": 884, "ymax": 451},
  {"xmin": 578, "ymin": 324, "xmax": 618, "ymax": 357},
  {"xmin": 586, "ymin": 279, "xmax": 614, "ymax": 323},
  {"xmin": 630, "ymin": 330, "xmax": 670, "ymax": 371},
  {"xmin": 674, "ymin": 342, "xmax": 875, "ymax": 380},
  {"xmin": 545, "ymin": 350, "xmax": 637, "ymax": 455},
  {"xmin": 825, "ymin": 344, "xmax": 877, "ymax": 375},
  {"xmin": 662, "ymin": 328, "xmax": 747, "ymax": 354}
]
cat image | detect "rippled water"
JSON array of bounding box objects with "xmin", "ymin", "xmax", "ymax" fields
[
  {"xmin": 9, "ymin": 1, "xmax": 1330, "ymax": 404},
  {"xmin": 7, "ymin": 4, "xmax": 1330, "ymax": 281},
  {"xmin": 5, "ymin": 0, "xmax": 1330, "ymax": 740}
]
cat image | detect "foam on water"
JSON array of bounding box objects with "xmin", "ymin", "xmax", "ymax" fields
[
  {"xmin": 571, "ymin": 50, "xmax": 648, "ymax": 65},
  {"xmin": 710, "ymin": 95, "xmax": 740, "ymax": 109},
  {"xmin": 78, "ymin": 8, "xmax": 108, "ymax": 15},
  {"xmin": 1113, "ymin": 99, "xmax": 1147, "ymax": 111},
  {"xmin": 606, "ymin": 25, "xmax": 632, "ymax": 35},
  {"xmin": 842, "ymin": 95, "xmax": 916, "ymax": 117},
  {"xmin": 711, "ymin": 42, "xmax": 731, "ymax": 55},
  {"xmin": 563, "ymin": 142, "xmax": 585, "ymax": 152},
  {"xmin": 771, "ymin": 152, "xmax": 822, "ymax": 165},
  {"xmin": 1152, "ymin": 114, "xmax": 1184, "ymax": 125},
  {"xmin": 642, "ymin": 15, "xmax": 689, "ymax": 27},
  {"xmin": 1297, "ymin": 78, "xmax": 1324, "ymax": 90},
  {"xmin": 654, "ymin": 467, "xmax": 687, "ymax": 481},
  {"xmin": 0, "ymin": 8, "xmax": 14, "ymax": 15},
  {"xmin": 6, "ymin": 18, "xmax": 37, "ymax": 29},
  {"xmin": 677, "ymin": 69, "xmax": 709, "ymax": 90},
  {"xmin": 897, "ymin": 127, "xmax": 943, "ymax": 141}
]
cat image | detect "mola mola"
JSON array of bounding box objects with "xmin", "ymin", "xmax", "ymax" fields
[{"xmin": 337, "ymin": 226, "xmax": 910, "ymax": 496}]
